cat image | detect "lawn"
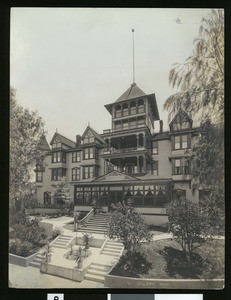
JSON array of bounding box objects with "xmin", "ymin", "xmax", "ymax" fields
[{"xmin": 110, "ymin": 238, "xmax": 224, "ymax": 279}]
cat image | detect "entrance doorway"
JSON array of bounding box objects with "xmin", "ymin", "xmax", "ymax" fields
[{"xmin": 109, "ymin": 190, "xmax": 123, "ymax": 211}]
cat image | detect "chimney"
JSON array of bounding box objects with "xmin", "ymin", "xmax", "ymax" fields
[
  {"xmin": 76, "ymin": 135, "xmax": 81, "ymax": 147},
  {"xmin": 159, "ymin": 120, "xmax": 163, "ymax": 133}
]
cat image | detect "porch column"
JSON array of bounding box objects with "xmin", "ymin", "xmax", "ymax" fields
[
  {"xmin": 143, "ymin": 133, "xmax": 146, "ymax": 148},
  {"xmin": 136, "ymin": 134, "xmax": 139, "ymax": 148},
  {"xmin": 137, "ymin": 155, "xmax": 140, "ymax": 173},
  {"xmin": 108, "ymin": 138, "xmax": 111, "ymax": 152},
  {"xmin": 143, "ymin": 155, "xmax": 146, "ymax": 173}
]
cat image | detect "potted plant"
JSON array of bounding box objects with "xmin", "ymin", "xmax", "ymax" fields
[
  {"xmin": 76, "ymin": 246, "xmax": 85, "ymax": 269},
  {"xmin": 43, "ymin": 243, "xmax": 53, "ymax": 263},
  {"xmin": 82, "ymin": 232, "xmax": 92, "ymax": 250}
]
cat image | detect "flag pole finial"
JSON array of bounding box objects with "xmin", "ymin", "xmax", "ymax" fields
[{"xmin": 132, "ymin": 29, "xmax": 135, "ymax": 84}]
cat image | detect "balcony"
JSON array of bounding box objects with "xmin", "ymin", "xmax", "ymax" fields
[
  {"xmin": 103, "ymin": 146, "xmax": 149, "ymax": 155},
  {"xmin": 103, "ymin": 124, "xmax": 146, "ymax": 134}
]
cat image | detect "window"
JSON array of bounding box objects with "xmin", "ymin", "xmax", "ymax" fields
[
  {"xmin": 130, "ymin": 101, "xmax": 137, "ymax": 115},
  {"xmin": 52, "ymin": 137, "xmax": 61, "ymax": 149},
  {"xmin": 52, "ymin": 151, "xmax": 66, "ymax": 163},
  {"xmin": 83, "ymin": 166, "xmax": 94, "ymax": 179},
  {"xmin": 36, "ymin": 171, "xmax": 43, "ymax": 182},
  {"xmin": 44, "ymin": 192, "xmax": 51, "ymax": 205},
  {"xmin": 115, "ymin": 104, "xmax": 122, "ymax": 118},
  {"xmin": 138, "ymin": 99, "xmax": 145, "ymax": 113},
  {"xmin": 51, "ymin": 168, "xmax": 66, "ymax": 181},
  {"xmin": 72, "ymin": 168, "xmax": 80, "ymax": 181},
  {"xmin": 122, "ymin": 120, "xmax": 129, "ymax": 130},
  {"xmin": 114, "ymin": 121, "xmax": 122, "ymax": 131},
  {"xmin": 122, "ymin": 103, "xmax": 129, "ymax": 117},
  {"xmin": 83, "ymin": 147, "xmax": 94, "ymax": 159},
  {"xmin": 153, "ymin": 161, "xmax": 158, "ymax": 175},
  {"xmin": 182, "ymin": 135, "xmax": 188, "ymax": 149},
  {"xmin": 152, "ymin": 141, "xmax": 158, "ymax": 154},
  {"xmin": 173, "ymin": 158, "xmax": 190, "ymax": 175},
  {"xmin": 173, "ymin": 134, "xmax": 190, "ymax": 150},
  {"xmin": 72, "ymin": 151, "xmax": 81, "ymax": 162},
  {"xmin": 137, "ymin": 116, "xmax": 145, "ymax": 126},
  {"xmin": 83, "ymin": 136, "xmax": 95, "ymax": 144}
]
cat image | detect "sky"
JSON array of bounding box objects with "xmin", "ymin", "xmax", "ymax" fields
[{"xmin": 10, "ymin": 8, "xmax": 212, "ymax": 143}]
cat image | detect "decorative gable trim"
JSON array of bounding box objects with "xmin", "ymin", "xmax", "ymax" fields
[
  {"xmin": 93, "ymin": 170, "xmax": 140, "ymax": 182},
  {"xmin": 169, "ymin": 108, "xmax": 193, "ymax": 127}
]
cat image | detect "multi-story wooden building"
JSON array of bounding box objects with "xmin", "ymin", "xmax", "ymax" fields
[{"xmin": 35, "ymin": 83, "xmax": 200, "ymax": 224}]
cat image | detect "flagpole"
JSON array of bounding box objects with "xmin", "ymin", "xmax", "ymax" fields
[{"xmin": 132, "ymin": 29, "xmax": 135, "ymax": 84}]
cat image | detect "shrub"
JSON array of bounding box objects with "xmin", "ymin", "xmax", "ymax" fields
[
  {"xmin": 52, "ymin": 227, "xmax": 63, "ymax": 239},
  {"xmin": 167, "ymin": 196, "xmax": 211, "ymax": 261},
  {"xmin": 11, "ymin": 218, "xmax": 47, "ymax": 247},
  {"xmin": 108, "ymin": 201, "xmax": 152, "ymax": 252},
  {"xmin": 9, "ymin": 240, "xmax": 33, "ymax": 257},
  {"xmin": 110, "ymin": 251, "xmax": 152, "ymax": 277}
]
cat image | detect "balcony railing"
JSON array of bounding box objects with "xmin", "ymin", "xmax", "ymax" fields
[
  {"xmin": 103, "ymin": 146, "xmax": 148, "ymax": 155},
  {"xmin": 103, "ymin": 124, "xmax": 146, "ymax": 134}
]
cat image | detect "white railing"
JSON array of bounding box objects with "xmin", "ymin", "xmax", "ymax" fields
[{"xmin": 78, "ymin": 208, "xmax": 94, "ymax": 228}]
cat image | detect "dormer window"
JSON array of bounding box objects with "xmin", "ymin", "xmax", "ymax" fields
[
  {"xmin": 170, "ymin": 109, "xmax": 192, "ymax": 132},
  {"xmin": 52, "ymin": 137, "xmax": 61, "ymax": 149}
]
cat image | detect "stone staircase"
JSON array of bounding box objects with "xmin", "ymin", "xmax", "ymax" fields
[
  {"xmin": 84, "ymin": 262, "xmax": 112, "ymax": 283},
  {"xmin": 84, "ymin": 240, "xmax": 124, "ymax": 283},
  {"xmin": 78, "ymin": 213, "xmax": 110, "ymax": 234},
  {"xmin": 101, "ymin": 240, "xmax": 124, "ymax": 257},
  {"xmin": 29, "ymin": 252, "xmax": 45, "ymax": 268},
  {"xmin": 52, "ymin": 234, "xmax": 74, "ymax": 249}
]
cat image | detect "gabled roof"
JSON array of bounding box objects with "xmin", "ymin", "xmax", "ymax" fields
[
  {"xmin": 115, "ymin": 83, "xmax": 146, "ymax": 103},
  {"xmin": 82, "ymin": 126, "xmax": 104, "ymax": 143},
  {"xmin": 169, "ymin": 108, "xmax": 193, "ymax": 127},
  {"xmin": 93, "ymin": 170, "xmax": 140, "ymax": 182},
  {"xmin": 50, "ymin": 132, "xmax": 76, "ymax": 148},
  {"xmin": 40, "ymin": 136, "xmax": 50, "ymax": 151}
]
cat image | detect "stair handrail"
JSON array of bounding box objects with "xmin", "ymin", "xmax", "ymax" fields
[{"xmin": 78, "ymin": 208, "xmax": 94, "ymax": 228}]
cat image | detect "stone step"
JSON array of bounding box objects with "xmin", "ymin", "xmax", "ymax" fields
[
  {"xmin": 107, "ymin": 242, "xmax": 123, "ymax": 247},
  {"xmin": 87, "ymin": 221, "xmax": 108, "ymax": 225},
  {"xmin": 53, "ymin": 241, "xmax": 67, "ymax": 245},
  {"xmin": 87, "ymin": 268, "xmax": 108, "ymax": 276},
  {"xmin": 92, "ymin": 262, "xmax": 113, "ymax": 268},
  {"xmin": 33, "ymin": 257, "xmax": 45, "ymax": 263},
  {"xmin": 29, "ymin": 261, "xmax": 41, "ymax": 268},
  {"xmin": 52, "ymin": 244, "xmax": 66, "ymax": 249},
  {"xmin": 105, "ymin": 245, "xmax": 123, "ymax": 250},
  {"xmin": 103, "ymin": 247, "xmax": 121, "ymax": 254},
  {"xmin": 85, "ymin": 273, "xmax": 105, "ymax": 283},
  {"xmin": 78, "ymin": 228, "xmax": 107, "ymax": 233},
  {"xmin": 101, "ymin": 250, "xmax": 120, "ymax": 257},
  {"xmin": 36, "ymin": 253, "xmax": 46, "ymax": 259},
  {"xmin": 90, "ymin": 264, "xmax": 110, "ymax": 272},
  {"xmin": 59, "ymin": 237, "xmax": 73, "ymax": 241}
]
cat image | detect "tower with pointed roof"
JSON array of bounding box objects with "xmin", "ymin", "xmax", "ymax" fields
[{"xmin": 102, "ymin": 82, "xmax": 160, "ymax": 175}]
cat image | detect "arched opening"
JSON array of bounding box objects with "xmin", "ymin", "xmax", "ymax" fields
[
  {"xmin": 138, "ymin": 98, "xmax": 145, "ymax": 113},
  {"xmin": 122, "ymin": 103, "xmax": 129, "ymax": 117},
  {"xmin": 115, "ymin": 104, "xmax": 122, "ymax": 118},
  {"xmin": 130, "ymin": 101, "xmax": 137, "ymax": 115}
]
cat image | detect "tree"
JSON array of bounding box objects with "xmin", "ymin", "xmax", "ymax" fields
[
  {"xmin": 52, "ymin": 178, "xmax": 71, "ymax": 206},
  {"xmin": 185, "ymin": 119, "xmax": 224, "ymax": 192},
  {"xmin": 10, "ymin": 87, "xmax": 45, "ymax": 208},
  {"xmin": 164, "ymin": 9, "xmax": 224, "ymax": 232},
  {"xmin": 164, "ymin": 9, "xmax": 224, "ymax": 124},
  {"xmin": 167, "ymin": 196, "xmax": 211, "ymax": 261},
  {"xmin": 107, "ymin": 201, "xmax": 152, "ymax": 252}
]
